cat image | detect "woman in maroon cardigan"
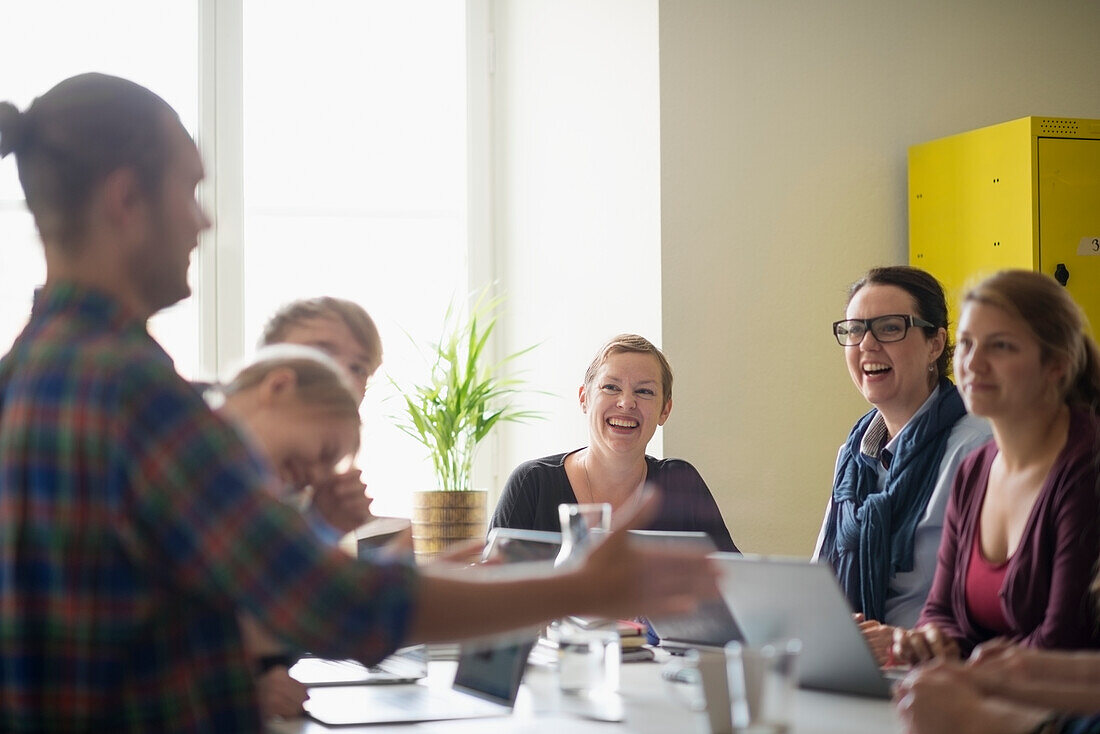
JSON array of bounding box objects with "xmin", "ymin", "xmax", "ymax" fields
[{"xmin": 893, "ymin": 270, "xmax": 1100, "ymax": 663}]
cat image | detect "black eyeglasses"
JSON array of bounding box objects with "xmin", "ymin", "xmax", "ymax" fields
[{"xmin": 832, "ymin": 314, "xmax": 936, "ymax": 346}]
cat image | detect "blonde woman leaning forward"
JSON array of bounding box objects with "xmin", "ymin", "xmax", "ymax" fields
[
  {"xmin": 218, "ymin": 345, "xmax": 376, "ymax": 719},
  {"xmin": 893, "ymin": 270, "xmax": 1100, "ymax": 666}
]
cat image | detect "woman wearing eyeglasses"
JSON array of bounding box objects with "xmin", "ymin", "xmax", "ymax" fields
[{"xmin": 814, "ymin": 266, "xmax": 991, "ymax": 664}]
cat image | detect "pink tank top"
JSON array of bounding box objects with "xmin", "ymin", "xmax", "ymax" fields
[{"xmin": 964, "ymin": 528, "xmax": 1012, "ymax": 636}]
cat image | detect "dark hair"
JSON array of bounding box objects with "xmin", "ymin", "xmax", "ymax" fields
[
  {"xmin": 583, "ymin": 334, "xmax": 673, "ymax": 404},
  {"xmin": 848, "ymin": 265, "xmax": 951, "ymax": 384},
  {"xmin": 0, "ymin": 73, "xmax": 177, "ymax": 249},
  {"xmin": 261, "ymin": 297, "xmax": 383, "ymax": 377},
  {"xmin": 963, "ymin": 270, "xmax": 1100, "ymax": 412}
]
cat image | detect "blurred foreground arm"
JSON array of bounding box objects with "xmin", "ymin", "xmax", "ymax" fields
[{"xmin": 407, "ymin": 489, "xmax": 718, "ymax": 643}]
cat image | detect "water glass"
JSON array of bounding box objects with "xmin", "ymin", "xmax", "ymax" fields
[
  {"xmin": 558, "ymin": 624, "xmax": 620, "ymax": 697},
  {"xmin": 555, "ymin": 502, "xmax": 612, "ymax": 568},
  {"xmin": 725, "ymin": 639, "xmax": 801, "ymax": 734}
]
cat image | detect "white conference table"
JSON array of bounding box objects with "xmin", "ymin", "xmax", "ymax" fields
[{"xmin": 270, "ymin": 652, "xmax": 904, "ymax": 734}]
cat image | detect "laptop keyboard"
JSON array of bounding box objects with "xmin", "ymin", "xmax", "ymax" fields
[{"xmin": 304, "ymin": 683, "xmax": 505, "ymax": 723}]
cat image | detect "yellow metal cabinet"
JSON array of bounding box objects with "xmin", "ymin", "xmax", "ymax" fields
[{"xmin": 909, "ymin": 116, "xmax": 1100, "ymax": 331}]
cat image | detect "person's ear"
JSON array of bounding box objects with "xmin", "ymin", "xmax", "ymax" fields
[
  {"xmin": 657, "ymin": 398, "xmax": 673, "ymax": 426},
  {"xmin": 929, "ymin": 327, "xmax": 947, "ymax": 364},
  {"xmin": 1044, "ymin": 357, "xmax": 1069, "ymax": 397},
  {"xmin": 256, "ymin": 367, "xmax": 299, "ymax": 406},
  {"xmin": 578, "ymin": 384, "xmax": 588, "ymax": 414},
  {"xmin": 99, "ymin": 167, "xmax": 147, "ymax": 235}
]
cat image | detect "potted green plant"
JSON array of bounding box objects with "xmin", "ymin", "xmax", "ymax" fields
[{"xmin": 395, "ymin": 291, "xmax": 540, "ymax": 561}]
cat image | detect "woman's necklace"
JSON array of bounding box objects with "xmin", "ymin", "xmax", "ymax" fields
[
  {"xmin": 581, "ymin": 455, "xmax": 596, "ymax": 504},
  {"xmin": 579, "ymin": 450, "xmax": 647, "ymax": 510}
]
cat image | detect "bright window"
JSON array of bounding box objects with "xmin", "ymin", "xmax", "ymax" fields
[
  {"xmin": 0, "ymin": 1, "xmax": 199, "ymax": 366},
  {"xmin": 242, "ymin": 1, "xmax": 468, "ymax": 516},
  {"xmin": 0, "ymin": 1, "xmax": 471, "ymax": 518}
]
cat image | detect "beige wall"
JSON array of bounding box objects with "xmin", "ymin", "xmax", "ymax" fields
[{"xmin": 658, "ymin": 0, "xmax": 1100, "ymax": 554}]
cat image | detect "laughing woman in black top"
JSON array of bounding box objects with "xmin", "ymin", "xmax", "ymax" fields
[{"xmin": 490, "ymin": 334, "xmax": 737, "ymax": 553}]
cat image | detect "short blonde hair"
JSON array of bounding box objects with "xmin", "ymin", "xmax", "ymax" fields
[
  {"xmin": 261, "ymin": 297, "xmax": 383, "ymax": 377},
  {"xmin": 583, "ymin": 334, "xmax": 673, "ymax": 403},
  {"xmin": 224, "ymin": 345, "xmax": 362, "ymax": 430}
]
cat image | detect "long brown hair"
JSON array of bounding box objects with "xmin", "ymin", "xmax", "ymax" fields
[{"xmin": 962, "ymin": 270, "xmax": 1100, "ymax": 412}]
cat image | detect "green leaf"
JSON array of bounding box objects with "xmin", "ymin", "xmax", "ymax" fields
[{"xmin": 388, "ymin": 287, "xmax": 546, "ymax": 491}]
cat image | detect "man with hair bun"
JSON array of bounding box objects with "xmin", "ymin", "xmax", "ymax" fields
[{"xmin": 0, "ymin": 74, "xmax": 717, "ymax": 732}]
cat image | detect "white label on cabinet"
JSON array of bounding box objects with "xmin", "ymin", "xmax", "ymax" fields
[{"xmin": 1078, "ymin": 237, "xmax": 1100, "ymax": 256}]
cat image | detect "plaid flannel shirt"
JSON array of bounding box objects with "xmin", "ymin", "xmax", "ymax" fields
[{"xmin": 0, "ymin": 283, "xmax": 416, "ymax": 732}]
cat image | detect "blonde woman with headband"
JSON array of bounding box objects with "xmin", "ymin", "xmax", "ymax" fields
[
  {"xmin": 216, "ymin": 345, "xmax": 367, "ymax": 720},
  {"xmin": 218, "ymin": 345, "xmax": 364, "ymax": 500}
]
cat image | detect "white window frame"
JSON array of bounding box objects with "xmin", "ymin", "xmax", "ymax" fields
[
  {"xmin": 465, "ymin": 0, "xmax": 500, "ymax": 493},
  {"xmin": 196, "ymin": 0, "xmax": 244, "ymax": 376},
  {"xmin": 193, "ymin": 0, "xmax": 500, "ymax": 495},
  {"xmin": 194, "ymin": 0, "xmax": 491, "ymax": 360}
]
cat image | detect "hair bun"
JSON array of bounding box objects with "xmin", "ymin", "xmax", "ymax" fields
[{"xmin": 0, "ymin": 101, "xmax": 27, "ymax": 158}]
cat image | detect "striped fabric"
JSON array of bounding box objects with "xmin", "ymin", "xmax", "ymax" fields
[
  {"xmin": 858, "ymin": 411, "xmax": 890, "ymax": 462},
  {"xmin": 0, "ymin": 283, "xmax": 416, "ymax": 732}
]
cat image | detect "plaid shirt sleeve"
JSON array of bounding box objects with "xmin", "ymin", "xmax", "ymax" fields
[{"xmin": 117, "ymin": 354, "xmax": 418, "ymax": 662}]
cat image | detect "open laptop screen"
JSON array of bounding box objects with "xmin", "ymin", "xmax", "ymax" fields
[
  {"xmin": 712, "ymin": 553, "xmax": 893, "ymax": 699},
  {"xmin": 453, "ymin": 637, "xmax": 537, "ymax": 705},
  {"xmin": 481, "ymin": 528, "xmax": 562, "ymax": 563}
]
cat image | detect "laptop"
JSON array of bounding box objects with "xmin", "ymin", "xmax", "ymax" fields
[
  {"xmin": 623, "ymin": 531, "xmax": 745, "ymax": 652},
  {"xmin": 481, "ymin": 527, "xmax": 562, "ymax": 563},
  {"xmin": 289, "ymin": 645, "xmax": 428, "ymax": 686},
  {"xmin": 648, "ymin": 597, "xmax": 745, "ymax": 653},
  {"xmin": 712, "ymin": 553, "xmax": 894, "ymax": 699},
  {"xmin": 302, "ymin": 637, "xmax": 536, "ymax": 726},
  {"xmin": 355, "ymin": 516, "xmax": 413, "ymax": 557}
]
